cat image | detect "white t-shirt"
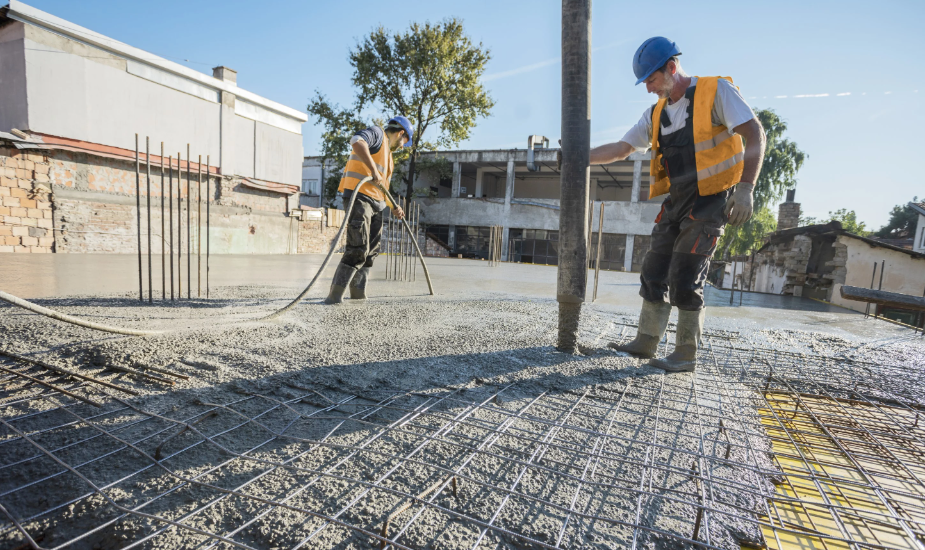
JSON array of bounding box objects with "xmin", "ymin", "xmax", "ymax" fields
[{"xmin": 620, "ymin": 77, "xmax": 755, "ymax": 152}]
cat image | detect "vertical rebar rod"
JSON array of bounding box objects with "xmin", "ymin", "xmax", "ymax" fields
[
  {"xmin": 875, "ymin": 259, "xmax": 885, "ymax": 318},
  {"xmin": 198, "ymin": 155, "xmax": 202, "ymax": 299},
  {"xmin": 593, "ymin": 201, "xmax": 604, "ymax": 301},
  {"xmin": 186, "ymin": 144, "xmax": 191, "ymax": 300},
  {"xmin": 206, "ymin": 155, "xmax": 210, "ymax": 300},
  {"xmin": 729, "ymin": 257, "xmax": 738, "ymax": 305},
  {"xmin": 557, "ymin": 0, "xmax": 591, "ymax": 352},
  {"xmin": 135, "ymin": 134, "xmax": 143, "ymax": 301},
  {"xmin": 414, "ymin": 203, "xmax": 419, "ymax": 282},
  {"xmin": 177, "ymin": 151, "xmax": 183, "ymax": 300},
  {"xmin": 865, "ymin": 262, "xmax": 877, "ymax": 318},
  {"xmin": 384, "ymin": 212, "xmax": 390, "ymax": 280},
  {"xmin": 392, "ymin": 208, "xmax": 399, "ymax": 281},
  {"xmin": 169, "ymin": 156, "xmax": 174, "ymax": 301},
  {"xmin": 489, "ymin": 225, "xmax": 495, "ymax": 266},
  {"xmin": 399, "ymin": 198, "xmax": 406, "ymax": 281},
  {"xmin": 160, "ymin": 143, "xmax": 166, "ymax": 300},
  {"xmin": 586, "ymin": 198, "xmax": 593, "ymax": 268},
  {"xmin": 146, "ymin": 137, "xmax": 152, "ymax": 303},
  {"xmin": 406, "ymin": 201, "xmax": 413, "ymax": 282}
]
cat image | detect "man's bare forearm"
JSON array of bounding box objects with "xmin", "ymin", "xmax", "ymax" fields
[
  {"xmin": 734, "ymin": 118, "xmax": 766, "ymax": 186},
  {"xmin": 590, "ymin": 141, "xmax": 635, "ymax": 165}
]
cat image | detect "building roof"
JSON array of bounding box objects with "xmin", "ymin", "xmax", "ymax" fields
[
  {"xmin": 761, "ymin": 221, "xmax": 925, "ymax": 260},
  {"xmin": 910, "ymin": 202, "xmax": 925, "ymax": 217},
  {"xmin": 1, "ymin": 1, "xmax": 307, "ymax": 124}
]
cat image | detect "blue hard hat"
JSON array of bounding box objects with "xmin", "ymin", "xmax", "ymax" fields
[
  {"xmin": 387, "ymin": 116, "xmax": 414, "ymax": 148},
  {"xmin": 633, "ymin": 37, "xmax": 682, "ymax": 85}
]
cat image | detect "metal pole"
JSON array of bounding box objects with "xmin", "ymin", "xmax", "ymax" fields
[
  {"xmin": 399, "ymin": 198, "xmax": 406, "ymax": 281},
  {"xmin": 177, "ymin": 151, "xmax": 182, "ymax": 300},
  {"xmin": 865, "ymin": 262, "xmax": 876, "ymax": 318},
  {"xmin": 135, "ymin": 134, "xmax": 143, "ymax": 301},
  {"xmin": 146, "ymin": 137, "xmax": 152, "ymax": 303},
  {"xmin": 160, "ymin": 143, "xmax": 165, "ymax": 300},
  {"xmin": 392, "ymin": 207, "xmax": 399, "ymax": 281},
  {"xmin": 168, "ymin": 155, "xmax": 174, "ymax": 300},
  {"xmin": 593, "ymin": 202, "xmax": 604, "ymax": 301},
  {"xmin": 875, "ymin": 259, "xmax": 885, "ymax": 318},
  {"xmin": 489, "ymin": 225, "xmax": 494, "ymax": 266},
  {"xmin": 412, "ymin": 203, "xmax": 418, "ymax": 282},
  {"xmin": 384, "ymin": 210, "xmax": 391, "ymax": 280},
  {"xmin": 406, "ymin": 201, "xmax": 413, "ymax": 281},
  {"xmin": 557, "ymin": 0, "xmax": 591, "ymax": 352},
  {"xmin": 586, "ymin": 199, "xmax": 593, "ymax": 268},
  {"xmin": 206, "ymin": 155, "xmax": 210, "ymax": 300},
  {"xmin": 197, "ymin": 155, "xmax": 202, "ymax": 298},
  {"xmin": 186, "ymin": 144, "xmax": 191, "ymax": 300},
  {"xmin": 729, "ymin": 257, "xmax": 738, "ymax": 305}
]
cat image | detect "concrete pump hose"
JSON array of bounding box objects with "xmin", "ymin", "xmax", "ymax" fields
[
  {"xmin": 262, "ymin": 178, "xmax": 434, "ymax": 321},
  {"xmin": 0, "ymin": 289, "xmax": 163, "ymax": 336}
]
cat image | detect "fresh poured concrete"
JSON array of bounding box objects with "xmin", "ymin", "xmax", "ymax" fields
[{"xmin": 1, "ymin": 254, "xmax": 922, "ymax": 549}]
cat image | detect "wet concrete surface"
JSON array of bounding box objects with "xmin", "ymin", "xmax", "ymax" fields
[{"xmin": 1, "ymin": 253, "xmax": 922, "ymax": 549}]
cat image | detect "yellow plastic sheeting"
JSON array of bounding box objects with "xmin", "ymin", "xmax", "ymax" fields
[{"xmin": 751, "ymin": 392, "xmax": 925, "ymax": 550}]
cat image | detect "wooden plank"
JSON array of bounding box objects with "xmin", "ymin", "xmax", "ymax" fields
[{"xmin": 839, "ymin": 285, "xmax": 925, "ymax": 311}]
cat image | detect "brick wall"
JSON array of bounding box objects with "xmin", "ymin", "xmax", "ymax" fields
[
  {"xmin": 777, "ymin": 202, "xmax": 801, "ymax": 231},
  {"xmin": 0, "ymin": 145, "xmax": 322, "ymax": 254},
  {"xmin": 297, "ymin": 214, "xmax": 344, "ymax": 254},
  {"xmin": 0, "ymin": 148, "xmax": 55, "ymax": 253}
]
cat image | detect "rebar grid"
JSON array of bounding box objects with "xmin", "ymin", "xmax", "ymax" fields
[{"xmin": 0, "ymin": 332, "xmax": 922, "ymax": 550}]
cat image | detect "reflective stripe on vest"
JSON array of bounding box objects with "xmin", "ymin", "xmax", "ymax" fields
[
  {"xmin": 648, "ymin": 76, "xmax": 745, "ymax": 199},
  {"xmin": 338, "ymin": 127, "xmax": 394, "ymax": 205}
]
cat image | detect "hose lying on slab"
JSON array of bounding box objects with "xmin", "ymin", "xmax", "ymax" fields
[
  {"xmin": 0, "ymin": 289, "xmax": 164, "ymax": 336},
  {"xmin": 0, "ymin": 178, "xmax": 435, "ymax": 334}
]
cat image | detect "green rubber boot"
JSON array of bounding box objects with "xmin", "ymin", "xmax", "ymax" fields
[
  {"xmin": 648, "ymin": 308, "xmax": 704, "ymax": 373},
  {"xmin": 349, "ymin": 267, "xmax": 370, "ymax": 300},
  {"xmin": 608, "ymin": 300, "xmax": 672, "ymax": 358},
  {"xmin": 323, "ymin": 264, "xmax": 357, "ymax": 304}
]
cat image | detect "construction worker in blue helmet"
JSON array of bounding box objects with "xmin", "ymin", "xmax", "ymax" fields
[
  {"xmin": 591, "ymin": 37, "xmax": 766, "ymax": 371},
  {"xmin": 324, "ymin": 116, "xmax": 413, "ymax": 304}
]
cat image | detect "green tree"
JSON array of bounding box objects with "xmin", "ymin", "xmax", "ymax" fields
[
  {"xmin": 310, "ymin": 19, "xmax": 493, "ymax": 206},
  {"xmin": 718, "ymin": 207, "xmax": 777, "ymax": 256},
  {"xmin": 720, "ymin": 108, "xmax": 808, "ymax": 256},
  {"xmin": 306, "ymin": 96, "xmax": 367, "ymax": 206},
  {"xmin": 875, "ymin": 197, "xmax": 919, "ymax": 238}
]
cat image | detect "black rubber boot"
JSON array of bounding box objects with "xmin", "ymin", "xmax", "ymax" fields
[
  {"xmin": 324, "ymin": 264, "xmax": 357, "ymax": 305},
  {"xmin": 608, "ymin": 300, "xmax": 671, "ymax": 358},
  {"xmin": 349, "ymin": 267, "xmax": 370, "ymax": 300},
  {"xmin": 648, "ymin": 308, "xmax": 703, "ymax": 372}
]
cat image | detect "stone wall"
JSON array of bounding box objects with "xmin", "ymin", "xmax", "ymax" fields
[
  {"xmin": 750, "ymin": 234, "xmax": 812, "ymax": 296},
  {"xmin": 0, "ymin": 146, "xmax": 340, "ymax": 255},
  {"xmin": 0, "ymin": 148, "xmax": 54, "ymax": 253}
]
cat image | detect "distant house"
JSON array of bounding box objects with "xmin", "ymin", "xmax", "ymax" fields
[{"xmin": 747, "ymin": 221, "xmax": 925, "ymax": 326}]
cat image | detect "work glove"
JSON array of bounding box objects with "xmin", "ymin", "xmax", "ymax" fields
[{"xmin": 724, "ymin": 182, "xmax": 754, "ymax": 226}]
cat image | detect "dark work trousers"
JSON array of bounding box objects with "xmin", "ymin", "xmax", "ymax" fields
[
  {"xmin": 639, "ymin": 84, "xmax": 730, "ymax": 311},
  {"xmin": 340, "ymin": 192, "xmax": 384, "ymax": 270}
]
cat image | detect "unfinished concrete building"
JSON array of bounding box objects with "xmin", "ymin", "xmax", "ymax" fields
[
  {"xmin": 0, "ymin": 1, "xmax": 336, "ymax": 255},
  {"xmin": 411, "ymin": 137, "xmax": 656, "ymax": 271}
]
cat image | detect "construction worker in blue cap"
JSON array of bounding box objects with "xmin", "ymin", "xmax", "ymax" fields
[
  {"xmin": 590, "ymin": 37, "xmax": 766, "ymax": 371},
  {"xmin": 324, "ymin": 116, "xmax": 413, "ymax": 304}
]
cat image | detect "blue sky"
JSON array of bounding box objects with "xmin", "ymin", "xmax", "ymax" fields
[{"xmin": 23, "ymin": 0, "xmax": 925, "ymax": 228}]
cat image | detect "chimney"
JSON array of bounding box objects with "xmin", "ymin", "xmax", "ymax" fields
[
  {"xmin": 212, "ymin": 66, "xmax": 237, "ymax": 84},
  {"xmin": 777, "ymin": 189, "xmax": 800, "ymax": 231}
]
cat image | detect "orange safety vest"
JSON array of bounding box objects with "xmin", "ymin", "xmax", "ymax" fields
[
  {"xmin": 338, "ymin": 127, "xmax": 395, "ymax": 206},
  {"xmin": 649, "ymin": 76, "xmax": 745, "ymax": 199}
]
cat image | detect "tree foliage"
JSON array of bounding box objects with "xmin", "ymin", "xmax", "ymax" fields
[
  {"xmin": 874, "ymin": 197, "xmax": 920, "ymax": 238},
  {"xmin": 309, "ymin": 19, "xmax": 493, "ymax": 206},
  {"xmin": 720, "ymin": 108, "xmax": 807, "ymax": 256},
  {"xmin": 801, "ymin": 209, "xmax": 871, "ymax": 236},
  {"xmin": 752, "ymin": 109, "xmax": 806, "ymax": 210},
  {"xmin": 718, "ymin": 207, "xmax": 777, "ymax": 256},
  {"xmin": 306, "ymin": 96, "xmax": 367, "ymax": 206}
]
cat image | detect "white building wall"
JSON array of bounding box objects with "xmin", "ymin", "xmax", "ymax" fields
[
  {"xmin": 1, "ymin": 3, "xmax": 306, "ymax": 186},
  {"xmin": 0, "ymin": 23, "xmax": 28, "ymax": 134},
  {"xmin": 830, "ymin": 235, "xmax": 925, "ymax": 313},
  {"xmin": 914, "ymin": 213, "xmax": 925, "ymax": 254}
]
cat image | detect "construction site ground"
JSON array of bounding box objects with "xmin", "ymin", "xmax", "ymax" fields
[{"xmin": 1, "ymin": 255, "xmax": 923, "ymax": 550}]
